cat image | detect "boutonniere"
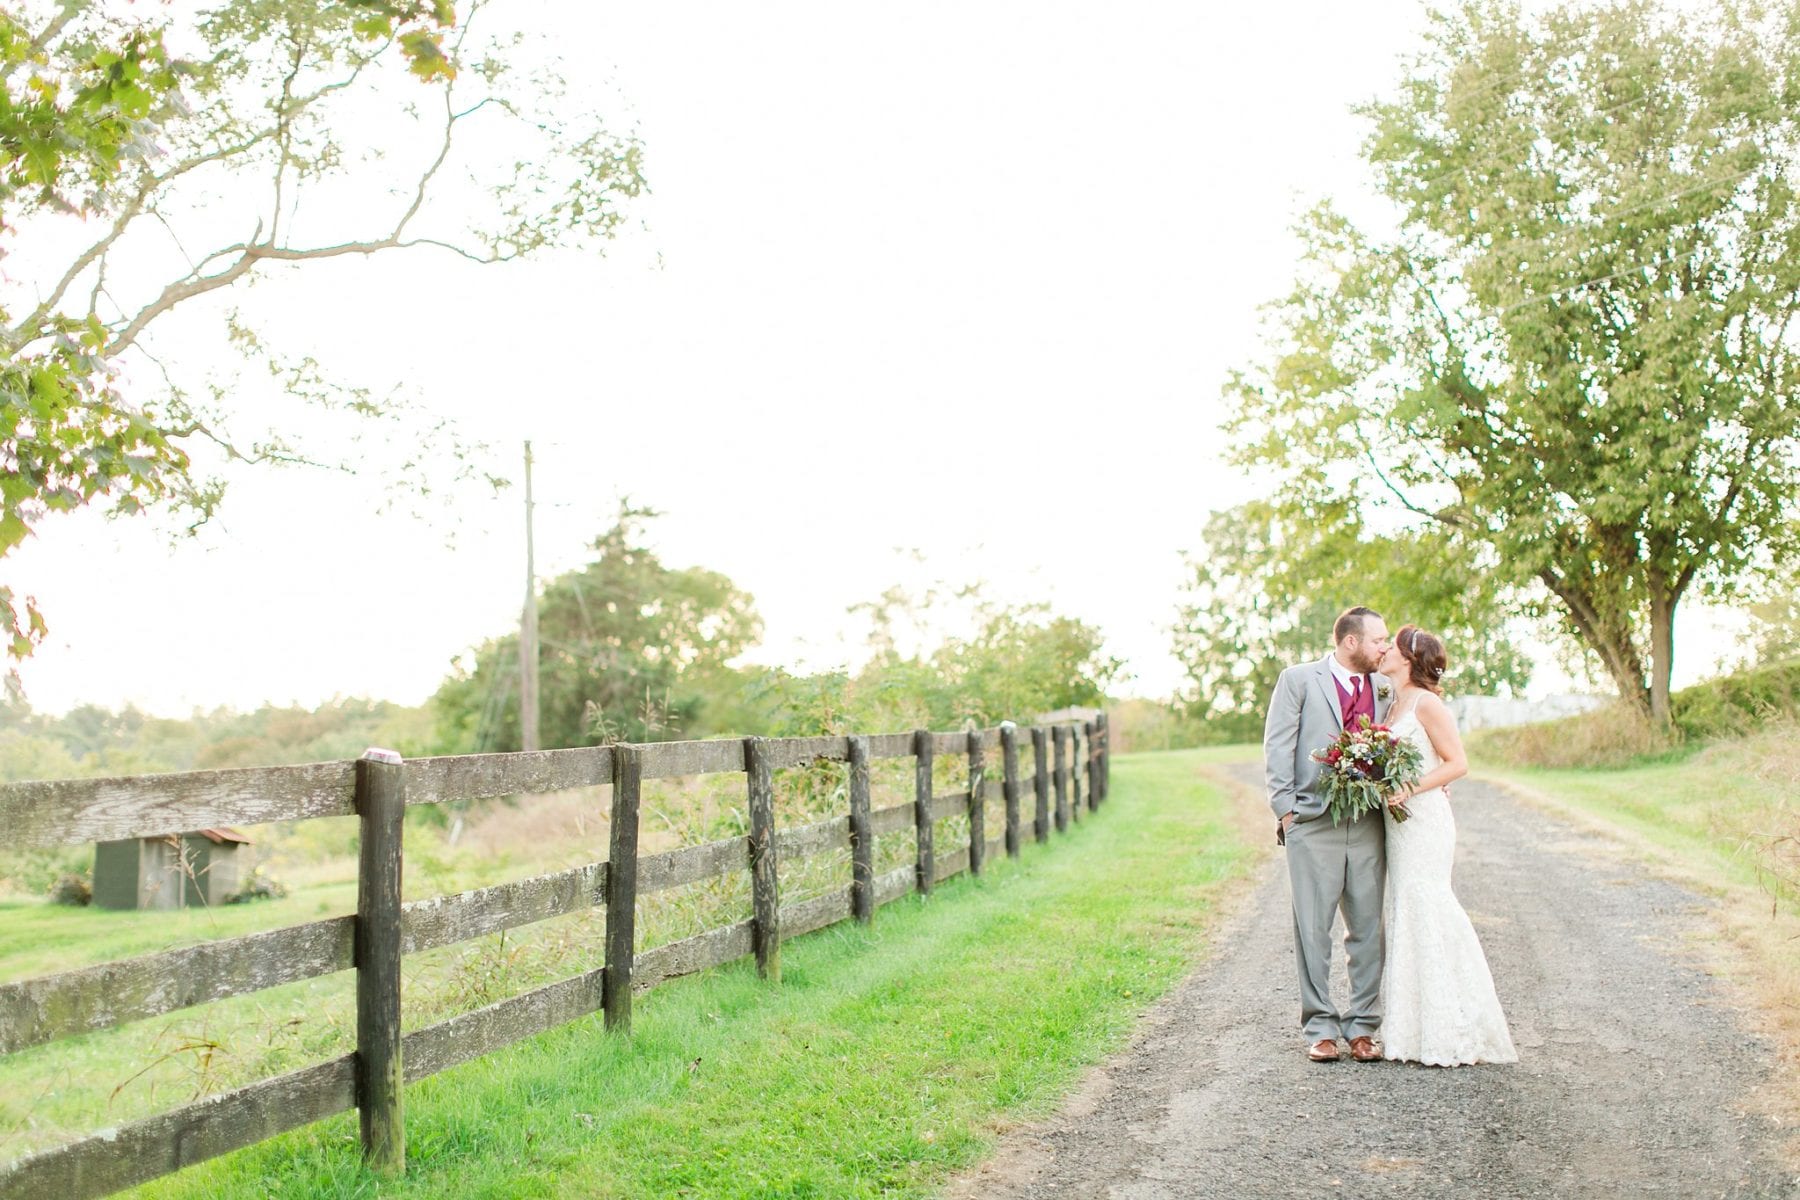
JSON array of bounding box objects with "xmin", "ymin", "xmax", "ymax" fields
[{"xmin": 1376, "ymin": 682, "xmax": 1392, "ymax": 702}]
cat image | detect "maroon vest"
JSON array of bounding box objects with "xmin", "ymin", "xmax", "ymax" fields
[{"xmin": 1334, "ymin": 674, "xmax": 1374, "ymax": 727}]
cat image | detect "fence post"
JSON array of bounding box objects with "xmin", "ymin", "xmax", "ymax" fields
[
  {"xmin": 1031, "ymin": 727, "xmax": 1050, "ymax": 843},
  {"xmin": 604, "ymin": 744, "xmax": 642, "ymax": 1033},
  {"xmin": 913, "ymin": 729, "xmax": 934, "ymax": 895},
  {"xmin": 354, "ymin": 748, "xmax": 405, "ymax": 1175},
  {"xmin": 745, "ymin": 737, "xmax": 780, "ymax": 982},
  {"xmin": 1069, "ymin": 725, "xmax": 1083, "ymax": 821},
  {"xmin": 1084, "ymin": 720, "xmax": 1099, "ymax": 812},
  {"xmin": 965, "ymin": 730, "xmax": 986, "ymax": 877},
  {"xmin": 1052, "ymin": 725, "xmax": 1069, "ymax": 832},
  {"xmin": 1098, "ymin": 711, "xmax": 1111, "ymax": 802},
  {"xmin": 1000, "ymin": 722, "xmax": 1021, "ymax": 858},
  {"xmin": 848, "ymin": 734, "xmax": 874, "ymax": 924}
]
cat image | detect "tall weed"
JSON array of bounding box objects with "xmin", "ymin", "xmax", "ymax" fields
[{"xmin": 1471, "ymin": 702, "xmax": 1674, "ymax": 770}]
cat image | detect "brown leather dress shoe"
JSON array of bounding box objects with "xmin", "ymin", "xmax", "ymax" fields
[
  {"xmin": 1307, "ymin": 1039, "xmax": 1341, "ymax": 1063},
  {"xmin": 1348, "ymin": 1036, "xmax": 1380, "ymax": 1063}
]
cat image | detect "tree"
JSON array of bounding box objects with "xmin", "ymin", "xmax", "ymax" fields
[
  {"xmin": 432, "ymin": 506, "xmax": 762, "ymax": 751},
  {"xmin": 1227, "ymin": 0, "xmax": 1800, "ymax": 728},
  {"xmin": 1, "ymin": 0, "xmax": 647, "ymax": 677},
  {"xmin": 1171, "ymin": 501, "xmax": 1532, "ymax": 728},
  {"xmin": 850, "ymin": 579, "xmax": 1124, "ymax": 728}
]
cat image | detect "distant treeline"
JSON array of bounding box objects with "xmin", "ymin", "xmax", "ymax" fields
[{"xmin": 0, "ymin": 508, "xmax": 1127, "ymax": 784}]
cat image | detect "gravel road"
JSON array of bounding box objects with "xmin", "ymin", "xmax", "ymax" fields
[{"xmin": 947, "ymin": 767, "xmax": 1798, "ymax": 1200}]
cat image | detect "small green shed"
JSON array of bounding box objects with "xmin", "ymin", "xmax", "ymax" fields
[{"xmin": 93, "ymin": 828, "xmax": 252, "ymax": 910}]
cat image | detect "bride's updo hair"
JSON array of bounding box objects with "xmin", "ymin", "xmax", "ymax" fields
[{"xmin": 1395, "ymin": 624, "xmax": 1448, "ymax": 696}]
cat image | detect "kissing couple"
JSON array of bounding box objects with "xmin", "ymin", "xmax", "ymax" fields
[{"xmin": 1264, "ymin": 606, "xmax": 1518, "ymax": 1067}]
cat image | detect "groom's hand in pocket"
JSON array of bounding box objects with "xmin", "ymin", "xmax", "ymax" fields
[{"xmin": 1277, "ymin": 812, "xmax": 1295, "ymax": 846}]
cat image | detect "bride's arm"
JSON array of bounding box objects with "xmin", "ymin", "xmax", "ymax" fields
[{"xmin": 1401, "ymin": 694, "xmax": 1468, "ymax": 798}]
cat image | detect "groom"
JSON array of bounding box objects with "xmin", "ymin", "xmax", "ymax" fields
[{"xmin": 1264, "ymin": 605, "xmax": 1393, "ymax": 1063}]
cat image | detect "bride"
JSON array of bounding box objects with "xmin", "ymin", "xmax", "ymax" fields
[{"xmin": 1376, "ymin": 625, "xmax": 1518, "ymax": 1066}]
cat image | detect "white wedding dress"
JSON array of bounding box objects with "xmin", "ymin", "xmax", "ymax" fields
[{"xmin": 1379, "ymin": 706, "xmax": 1518, "ymax": 1066}]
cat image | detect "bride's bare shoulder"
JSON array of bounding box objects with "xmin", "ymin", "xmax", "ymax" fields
[{"xmin": 1414, "ymin": 691, "xmax": 1457, "ymax": 725}]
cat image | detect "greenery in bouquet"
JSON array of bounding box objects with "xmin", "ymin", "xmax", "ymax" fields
[{"xmin": 1311, "ymin": 717, "xmax": 1423, "ymax": 824}]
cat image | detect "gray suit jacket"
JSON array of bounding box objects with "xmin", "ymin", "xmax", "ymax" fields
[{"xmin": 1264, "ymin": 652, "xmax": 1393, "ymax": 823}]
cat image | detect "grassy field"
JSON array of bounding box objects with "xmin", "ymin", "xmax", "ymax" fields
[{"xmin": 7, "ymin": 748, "xmax": 1261, "ymax": 1199}]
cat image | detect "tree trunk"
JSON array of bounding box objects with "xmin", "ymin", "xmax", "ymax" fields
[
  {"xmin": 1539, "ymin": 569, "xmax": 1651, "ymax": 716},
  {"xmin": 1646, "ymin": 575, "xmax": 1677, "ymax": 733}
]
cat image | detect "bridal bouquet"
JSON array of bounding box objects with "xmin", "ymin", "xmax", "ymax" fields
[{"xmin": 1311, "ymin": 717, "xmax": 1423, "ymax": 825}]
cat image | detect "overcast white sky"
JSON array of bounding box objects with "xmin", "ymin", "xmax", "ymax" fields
[{"xmin": 5, "ymin": 0, "xmax": 1745, "ymax": 717}]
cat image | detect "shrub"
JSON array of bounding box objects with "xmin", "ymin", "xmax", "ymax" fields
[
  {"xmin": 49, "ymin": 872, "xmax": 92, "ymax": 906},
  {"xmin": 1671, "ymin": 659, "xmax": 1800, "ymax": 742},
  {"xmin": 226, "ymin": 866, "xmax": 288, "ymax": 904}
]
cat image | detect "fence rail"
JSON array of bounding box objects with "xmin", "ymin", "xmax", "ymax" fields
[{"xmin": 0, "ymin": 714, "xmax": 1110, "ymax": 1200}]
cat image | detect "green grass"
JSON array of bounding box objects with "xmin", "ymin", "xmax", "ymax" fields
[{"xmin": 40, "ymin": 749, "xmax": 1257, "ymax": 1199}]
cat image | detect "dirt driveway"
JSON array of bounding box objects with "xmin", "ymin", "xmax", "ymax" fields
[{"xmin": 946, "ymin": 767, "xmax": 1798, "ymax": 1199}]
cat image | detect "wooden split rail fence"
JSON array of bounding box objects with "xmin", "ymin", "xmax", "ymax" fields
[{"xmin": 0, "ymin": 713, "xmax": 1110, "ymax": 1199}]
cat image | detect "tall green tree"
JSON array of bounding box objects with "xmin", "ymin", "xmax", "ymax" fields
[
  {"xmin": 1172, "ymin": 501, "xmax": 1532, "ymax": 724},
  {"xmin": 1227, "ymin": 0, "xmax": 1800, "ymax": 728},
  {"xmin": 432, "ymin": 506, "xmax": 762, "ymax": 751},
  {"xmin": 1, "ymin": 0, "xmax": 646, "ymax": 678}
]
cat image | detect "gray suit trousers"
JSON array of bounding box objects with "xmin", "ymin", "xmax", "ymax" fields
[{"xmin": 1286, "ymin": 811, "xmax": 1385, "ymax": 1042}]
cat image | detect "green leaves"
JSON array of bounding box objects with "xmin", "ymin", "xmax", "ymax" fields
[
  {"xmin": 1171, "ymin": 501, "xmax": 1531, "ymax": 722},
  {"xmin": 1227, "ymin": 0, "xmax": 1800, "ymax": 721}
]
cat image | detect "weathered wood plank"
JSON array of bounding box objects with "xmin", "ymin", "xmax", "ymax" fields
[
  {"xmin": 869, "ymin": 801, "xmax": 913, "ymax": 836},
  {"xmin": 779, "ymin": 888, "xmax": 852, "ymax": 939},
  {"xmin": 986, "ymin": 836, "xmax": 1005, "ymax": 864},
  {"xmin": 773, "ymin": 815, "xmax": 851, "ymax": 862},
  {"xmin": 604, "ymin": 746, "xmax": 642, "ymax": 1033},
  {"xmin": 402, "ymin": 860, "xmax": 606, "ymax": 954},
  {"xmin": 639, "ymin": 739, "xmax": 745, "ymax": 779},
  {"xmin": 865, "ymin": 732, "xmax": 916, "ymax": 759},
  {"xmin": 934, "ymin": 846, "xmax": 970, "ymax": 882},
  {"xmin": 405, "ymin": 746, "xmax": 613, "ymax": 806},
  {"xmin": 637, "ymin": 837, "xmax": 747, "ymax": 893},
  {"xmin": 0, "ymin": 852, "xmax": 612, "ymax": 1057},
  {"xmin": 0, "ymin": 917, "xmax": 354, "ymax": 1055},
  {"xmin": 634, "ymin": 921, "xmax": 756, "ymax": 991},
  {"xmin": 0, "ymin": 1055, "xmax": 356, "ymax": 1200},
  {"xmin": 848, "ymin": 736, "xmax": 874, "ymax": 924},
  {"xmin": 930, "ymin": 791, "xmax": 971, "ymax": 822},
  {"xmin": 354, "ymin": 752, "xmax": 405, "ymax": 1173},
  {"xmin": 872, "ymin": 864, "xmax": 914, "ymax": 907},
  {"xmin": 929, "ymin": 731, "xmax": 968, "ymax": 755},
  {"xmin": 746, "ymin": 738, "xmax": 780, "ymax": 982},
  {"xmin": 0, "ymin": 760, "xmax": 357, "ymax": 850},
  {"xmin": 763, "ymin": 736, "xmax": 851, "ymax": 770},
  {"xmin": 403, "ymin": 967, "xmax": 606, "ymax": 1082}
]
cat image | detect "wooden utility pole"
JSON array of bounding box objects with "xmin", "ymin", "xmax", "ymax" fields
[{"xmin": 519, "ymin": 441, "xmax": 541, "ymax": 752}]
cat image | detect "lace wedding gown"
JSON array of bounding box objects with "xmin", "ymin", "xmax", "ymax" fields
[{"xmin": 1379, "ymin": 708, "xmax": 1518, "ymax": 1066}]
